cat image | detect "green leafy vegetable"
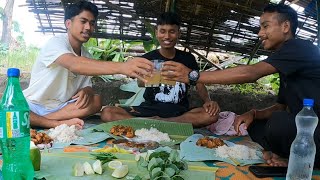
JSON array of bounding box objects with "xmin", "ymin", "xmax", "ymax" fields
[
  {"xmin": 90, "ymin": 152, "xmax": 117, "ymax": 165},
  {"xmin": 136, "ymin": 150, "xmax": 187, "ymax": 179}
]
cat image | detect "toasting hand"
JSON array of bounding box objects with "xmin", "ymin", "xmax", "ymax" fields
[
  {"xmin": 120, "ymin": 57, "xmax": 154, "ymax": 82},
  {"xmin": 161, "ymin": 61, "xmax": 191, "ymax": 84}
]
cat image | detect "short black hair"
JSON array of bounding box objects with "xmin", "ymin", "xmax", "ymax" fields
[
  {"xmin": 64, "ymin": 0, "xmax": 99, "ymax": 22},
  {"xmin": 263, "ymin": 3, "xmax": 298, "ymax": 37},
  {"xmin": 156, "ymin": 12, "xmax": 181, "ymax": 27}
]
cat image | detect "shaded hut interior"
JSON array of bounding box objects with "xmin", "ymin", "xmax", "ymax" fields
[{"xmin": 24, "ymin": 0, "xmax": 319, "ymax": 69}]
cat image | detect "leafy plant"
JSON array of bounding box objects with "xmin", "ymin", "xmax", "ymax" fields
[
  {"xmin": 227, "ymin": 58, "xmax": 280, "ymax": 95},
  {"xmin": 0, "ymin": 42, "xmax": 8, "ymax": 56},
  {"xmin": 84, "ymin": 38, "xmax": 142, "ymax": 62},
  {"xmin": 0, "ymin": 45, "xmax": 39, "ymax": 71},
  {"xmin": 135, "ymin": 150, "xmax": 188, "ymax": 180},
  {"xmin": 260, "ymin": 73, "xmax": 280, "ymax": 94},
  {"xmin": 143, "ymin": 22, "xmax": 159, "ymax": 52}
]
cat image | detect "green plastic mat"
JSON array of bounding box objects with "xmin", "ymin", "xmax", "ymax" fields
[
  {"xmin": 93, "ymin": 118, "xmax": 194, "ymax": 143},
  {"xmin": 35, "ymin": 151, "xmax": 217, "ymax": 180}
]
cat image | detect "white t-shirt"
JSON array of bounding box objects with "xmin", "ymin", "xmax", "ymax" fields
[{"xmin": 23, "ymin": 34, "xmax": 92, "ymax": 110}]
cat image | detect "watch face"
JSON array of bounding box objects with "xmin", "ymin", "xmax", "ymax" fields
[{"xmin": 189, "ymin": 70, "xmax": 199, "ymax": 80}]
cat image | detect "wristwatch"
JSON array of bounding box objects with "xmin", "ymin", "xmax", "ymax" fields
[{"xmin": 188, "ymin": 70, "xmax": 200, "ymax": 85}]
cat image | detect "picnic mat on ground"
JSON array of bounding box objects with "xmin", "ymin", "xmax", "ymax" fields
[
  {"xmin": 35, "ymin": 151, "xmax": 218, "ymax": 180},
  {"xmin": 93, "ymin": 118, "xmax": 194, "ymax": 143}
]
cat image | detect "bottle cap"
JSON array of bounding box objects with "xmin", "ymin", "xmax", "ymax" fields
[
  {"xmin": 7, "ymin": 68, "xmax": 20, "ymax": 77},
  {"xmin": 303, "ymin": 98, "xmax": 314, "ymax": 106}
]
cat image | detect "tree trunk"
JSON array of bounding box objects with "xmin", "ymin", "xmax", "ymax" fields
[{"xmin": 1, "ymin": 0, "xmax": 15, "ymax": 46}]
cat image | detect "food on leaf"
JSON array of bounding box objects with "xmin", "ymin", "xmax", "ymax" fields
[
  {"xmin": 112, "ymin": 165, "xmax": 129, "ymax": 178},
  {"xmin": 136, "ymin": 150, "xmax": 187, "ymax": 179},
  {"xmin": 110, "ymin": 125, "xmax": 135, "ymax": 138},
  {"xmin": 108, "ymin": 160, "xmax": 123, "ymax": 170},
  {"xmin": 73, "ymin": 163, "xmax": 84, "ymax": 177},
  {"xmin": 30, "ymin": 129, "xmax": 53, "ymax": 145},
  {"xmin": 83, "ymin": 162, "xmax": 95, "ymax": 175},
  {"xmin": 63, "ymin": 146, "xmax": 90, "ymax": 152},
  {"xmin": 92, "ymin": 160, "xmax": 103, "ymax": 174},
  {"xmin": 91, "ymin": 152, "xmax": 117, "ymax": 165},
  {"xmin": 196, "ymin": 136, "xmax": 225, "ymax": 148}
]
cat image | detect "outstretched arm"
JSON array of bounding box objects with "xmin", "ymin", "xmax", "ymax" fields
[
  {"xmin": 162, "ymin": 61, "xmax": 277, "ymax": 85},
  {"xmin": 55, "ymin": 54, "xmax": 153, "ymax": 82}
]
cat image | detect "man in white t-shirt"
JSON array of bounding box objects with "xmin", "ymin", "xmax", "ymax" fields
[{"xmin": 23, "ymin": 1, "xmax": 153, "ymax": 129}]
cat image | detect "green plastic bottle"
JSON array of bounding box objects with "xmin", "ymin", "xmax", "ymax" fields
[{"xmin": 0, "ymin": 68, "xmax": 34, "ymax": 180}]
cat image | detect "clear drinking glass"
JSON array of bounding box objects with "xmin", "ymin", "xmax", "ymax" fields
[{"xmin": 144, "ymin": 59, "xmax": 164, "ymax": 87}]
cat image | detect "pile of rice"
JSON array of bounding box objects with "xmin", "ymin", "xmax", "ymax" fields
[
  {"xmin": 216, "ymin": 144, "xmax": 258, "ymax": 160},
  {"xmin": 135, "ymin": 127, "xmax": 171, "ymax": 143},
  {"xmin": 47, "ymin": 124, "xmax": 82, "ymax": 143}
]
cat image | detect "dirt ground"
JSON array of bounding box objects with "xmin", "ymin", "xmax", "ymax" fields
[{"xmin": 0, "ymin": 75, "xmax": 277, "ymax": 115}]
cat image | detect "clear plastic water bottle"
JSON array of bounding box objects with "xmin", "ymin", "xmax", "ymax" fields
[
  {"xmin": 0, "ymin": 68, "xmax": 34, "ymax": 180},
  {"xmin": 286, "ymin": 98, "xmax": 318, "ymax": 180}
]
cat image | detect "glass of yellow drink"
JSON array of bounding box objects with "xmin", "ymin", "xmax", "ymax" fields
[
  {"xmin": 143, "ymin": 59, "xmax": 164, "ymax": 87},
  {"xmin": 160, "ymin": 70, "xmax": 176, "ymax": 87}
]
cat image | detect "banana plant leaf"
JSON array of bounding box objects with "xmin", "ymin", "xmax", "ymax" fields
[
  {"xmin": 118, "ymin": 80, "xmax": 145, "ymax": 106},
  {"xmin": 179, "ymin": 134, "xmax": 265, "ymax": 166},
  {"xmin": 35, "ymin": 151, "xmax": 217, "ymax": 180},
  {"xmin": 93, "ymin": 118, "xmax": 193, "ymax": 144}
]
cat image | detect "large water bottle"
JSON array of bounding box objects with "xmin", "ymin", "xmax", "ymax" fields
[
  {"xmin": 286, "ymin": 98, "xmax": 318, "ymax": 180},
  {"xmin": 0, "ymin": 68, "xmax": 34, "ymax": 180}
]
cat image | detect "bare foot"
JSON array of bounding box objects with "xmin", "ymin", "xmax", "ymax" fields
[{"xmin": 263, "ymin": 151, "xmax": 288, "ymax": 167}]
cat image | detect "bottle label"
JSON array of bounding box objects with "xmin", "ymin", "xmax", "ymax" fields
[{"xmin": 0, "ymin": 111, "xmax": 30, "ymax": 138}]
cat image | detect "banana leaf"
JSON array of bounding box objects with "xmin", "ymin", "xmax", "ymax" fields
[
  {"xmin": 179, "ymin": 134, "xmax": 265, "ymax": 166},
  {"xmin": 93, "ymin": 118, "xmax": 194, "ymax": 144},
  {"xmin": 35, "ymin": 151, "xmax": 217, "ymax": 180}
]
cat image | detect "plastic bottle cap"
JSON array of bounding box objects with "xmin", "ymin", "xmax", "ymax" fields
[
  {"xmin": 7, "ymin": 68, "xmax": 20, "ymax": 77},
  {"xmin": 303, "ymin": 98, "xmax": 314, "ymax": 106}
]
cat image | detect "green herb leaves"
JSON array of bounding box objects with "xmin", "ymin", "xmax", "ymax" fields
[
  {"xmin": 136, "ymin": 150, "xmax": 188, "ymax": 180},
  {"xmin": 90, "ymin": 152, "xmax": 117, "ymax": 165}
]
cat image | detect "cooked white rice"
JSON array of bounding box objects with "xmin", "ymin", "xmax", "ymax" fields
[
  {"xmin": 216, "ymin": 144, "xmax": 258, "ymax": 160},
  {"xmin": 47, "ymin": 124, "xmax": 82, "ymax": 143},
  {"xmin": 134, "ymin": 127, "xmax": 171, "ymax": 142}
]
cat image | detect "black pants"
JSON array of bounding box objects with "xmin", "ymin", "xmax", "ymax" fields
[
  {"xmin": 122, "ymin": 102, "xmax": 188, "ymax": 118},
  {"xmin": 248, "ymin": 111, "xmax": 320, "ymax": 168}
]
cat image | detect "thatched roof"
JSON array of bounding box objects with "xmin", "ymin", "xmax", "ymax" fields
[{"xmin": 25, "ymin": 0, "xmax": 318, "ymax": 60}]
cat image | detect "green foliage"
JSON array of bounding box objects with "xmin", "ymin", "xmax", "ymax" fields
[
  {"xmin": 143, "ymin": 22, "xmax": 159, "ymax": 52},
  {"xmin": 12, "ymin": 21, "xmax": 21, "ymax": 33},
  {"xmin": 136, "ymin": 150, "xmax": 187, "ymax": 180},
  {"xmin": 0, "ymin": 44, "xmax": 39, "ymax": 71},
  {"xmin": 259, "ymin": 73, "xmax": 280, "ymax": 93},
  {"xmin": 231, "ymin": 83, "xmax": 267, "ymax": 96},
  {"xmin": 84, "ymin": 38, "xmax": 143, "ymax": 62},
  {"xmin": 0, "ymin": 43, "xmax": 8, "ymax": 56},
  {"xmin": 231, "ymin": 73, "xmax": 279, "ymax": 95},
  {"xmin": 90, "ymin": 152, "xmax": 117, "ymax": 165},
  {"xmin": 228, "ymin": 58, "xmax": 279, "ymax": 95}
]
